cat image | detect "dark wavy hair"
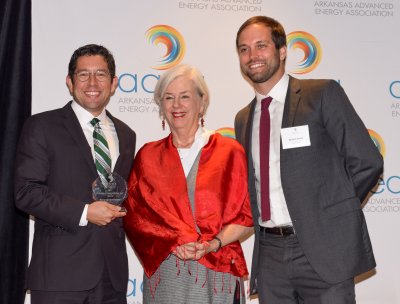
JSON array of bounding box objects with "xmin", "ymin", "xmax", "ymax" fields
[
  {"xmin": 68, "ymin": 44, "xmax": 116, "ymax": 83},
  {"xmin": 236, "ymin": 16, "xmax": 287, "ymax": 51}
]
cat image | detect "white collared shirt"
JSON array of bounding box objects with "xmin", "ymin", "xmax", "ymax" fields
[
  {"xmin": 251, "ymin": 74, "xmax": 293, "ymax": 227},
  {"xmin": 71, "ymin": 101, "xmax": 120, "ymax": 225},
  {"xmin": 71, "ymin": 101, "xmax": 119, "ymax": 170}
]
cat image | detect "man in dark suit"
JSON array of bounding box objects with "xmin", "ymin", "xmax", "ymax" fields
[
  {"xmin": 15, "ymin": 44, "xmax": 136, "ymax": 304},
  {"xmin": 234, "ymin": 16, "xmax": 383, "ymax": 303}
]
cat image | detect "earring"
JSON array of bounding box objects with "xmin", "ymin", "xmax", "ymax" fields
[
  {"xmin": 200, "ymin": 115, "xmax": 205, "ymax": 127},
  {"xmin": 162, "ymin": 119, "xmax": 165, "ymax": 131}
]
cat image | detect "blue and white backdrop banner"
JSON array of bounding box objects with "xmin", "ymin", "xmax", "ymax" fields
[{"xmin": 32, "ymin": 1, "xmax": 400, "ymax": 303}]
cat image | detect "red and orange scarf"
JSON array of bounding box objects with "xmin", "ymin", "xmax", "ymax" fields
[{"xmin": 124, "ymin": 133, "xmax": 253, "ymax": 278}]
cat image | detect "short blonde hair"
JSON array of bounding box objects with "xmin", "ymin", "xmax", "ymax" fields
[{"xmin": 154, "ymin": 64, "xmax": 210, "ymax": 118}]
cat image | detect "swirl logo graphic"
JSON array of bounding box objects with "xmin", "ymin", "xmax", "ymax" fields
[
  {"xmin": 216, "ymin": 127, "xmax": 236, "ymax": 139},
  {"xmin": 146, "ymin": 25, "xmax": 186, "ymax": 70},
  {"xmin": 368, "ymin": 129, "xmax": 386, "ymax": 157},
  {"xmin": 287, "ymin": 31, "xmax": 322, "ymax": 74}
]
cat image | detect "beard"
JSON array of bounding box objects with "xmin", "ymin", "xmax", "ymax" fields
[{"xmin": 241, "ymin": 53, "xmax": 281, "ymax": 84}]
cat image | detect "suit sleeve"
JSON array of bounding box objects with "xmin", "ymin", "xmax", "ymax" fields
[
  {"xmin": 14, "ymin": 116, "xmax": 86, "ymax": 232},
  {"xmin": 322, "ymin": 81, "xmax": 383, "ymax": 202},
  {"xmin": 234, "ymin": 108, "xmax": 247, "ymax": 149}
]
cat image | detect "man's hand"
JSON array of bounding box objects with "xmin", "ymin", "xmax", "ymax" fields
[{"xmin": 87, "ymin": 201, "xmax": 126, "ymax": 226}]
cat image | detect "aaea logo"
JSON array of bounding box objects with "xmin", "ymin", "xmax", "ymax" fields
[
  {"xmin": 287, "ymin": 31, "xmax": 322, "ymax": 74},
  {"xmin": 146, "ymin": 25, "xmax": 186, "ymax": 70},
  {"xmin": 216, "ymin": 127, "xmax": 235, "ymax": 139}
]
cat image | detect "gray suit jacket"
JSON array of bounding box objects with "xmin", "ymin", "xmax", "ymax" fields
[
  {"xmin": 15, "ymin": 101, "xmax": 136, "ymax": 292},
  {"xmin": 234, "ymin": 76, "xmax": 383, "ymax": 295}
]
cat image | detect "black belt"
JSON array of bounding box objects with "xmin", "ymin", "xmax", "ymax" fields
[{"xmin": 259, "ymin": 226, "xmax": 295, "ymax": 236}]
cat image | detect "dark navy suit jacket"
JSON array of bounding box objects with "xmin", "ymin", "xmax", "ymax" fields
[{"xmin": 15, "ymin": 101, "xmax": 136, "ymax": 292}]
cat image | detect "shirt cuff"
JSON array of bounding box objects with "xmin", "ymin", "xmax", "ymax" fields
[{"xmin": 79, "ymin": 204, "xmax": 89, "ymax": 226}]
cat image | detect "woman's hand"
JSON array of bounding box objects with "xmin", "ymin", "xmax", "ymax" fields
[
  {"xmin": 172, "ymin": 241, "xmax": 210, "ymax": 260},
  {"xmin": 172, "ymin": 224, "xmax": 254, "ymax": 261}
]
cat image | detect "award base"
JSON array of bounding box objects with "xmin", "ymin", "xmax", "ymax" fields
[{"xmin": 92, "ymin": 173, "xmax": 128, "ymax": 212}]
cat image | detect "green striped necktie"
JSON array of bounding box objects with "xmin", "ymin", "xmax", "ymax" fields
[{"xmin": 90, "ymin": 118, "xmax": 112, "ymax": 187}]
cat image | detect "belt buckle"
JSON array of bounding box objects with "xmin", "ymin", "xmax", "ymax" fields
[{"xmin": 278, "ymin": 227, "xmax": 284, "ymax": 236}]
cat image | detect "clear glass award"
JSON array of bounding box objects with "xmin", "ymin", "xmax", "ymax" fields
[{"xmin": 92, "ymin": 172, "xmax": 128, "ymax": 212}]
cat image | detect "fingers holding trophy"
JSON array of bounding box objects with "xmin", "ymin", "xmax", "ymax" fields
[{"xmin": 92, "ymin": 172, "xmax": 128, "ymax": 212}]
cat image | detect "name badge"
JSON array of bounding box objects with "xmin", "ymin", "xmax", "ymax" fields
[{"xmin": 281, "ymin": 125, "xmax": 311, "ymax": 149}]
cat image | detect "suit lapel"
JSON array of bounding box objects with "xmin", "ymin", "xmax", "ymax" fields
[
  {"xmin": 244, "ymin": 97, "xmax": 260, "ymax": 220},
  {"xmin": 280, "ymin": 77, "xmax": 301, "ymax": 190},
  {"xmin": 282, "ymin": 76, "xmax": 301, "ymax": 128},
  {"xmin": 61, "ymin": 102, "xmax": 97, "ymax": 176},
  {"xmin": 245, "ymin": 97, "xmax": 257, "ymax": 159}
]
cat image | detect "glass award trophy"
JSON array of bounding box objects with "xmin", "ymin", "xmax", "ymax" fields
[{"xmin": 92, "ymin": 172, "xmax": 128, "ymax": 212}]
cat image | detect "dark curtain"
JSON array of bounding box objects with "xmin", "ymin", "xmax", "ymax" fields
[{"xmin": 0, "ymin": 0, "xmax": 31, "ymax": 303}]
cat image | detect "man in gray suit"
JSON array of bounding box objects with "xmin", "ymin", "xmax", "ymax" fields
[
  {"xmin": 15, "ymin": 44, "xmax": 136, "ymax": 304},
  {"xmin": 234, "ymin": 16, "xmax": 383, "ymax": 303}
]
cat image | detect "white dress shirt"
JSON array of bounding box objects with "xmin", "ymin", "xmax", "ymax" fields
[
  {"xmin": 71, "ymin": 101, "xmax": 120, "ymax": 226},
  {"xmin": 251, "ymin": 73, "xmax": 293, "ymax": 227}
]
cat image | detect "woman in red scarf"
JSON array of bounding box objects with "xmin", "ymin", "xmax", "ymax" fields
[{"xmin": 124, "ymin": 64, "xmax": 253, "ymax": 304}]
